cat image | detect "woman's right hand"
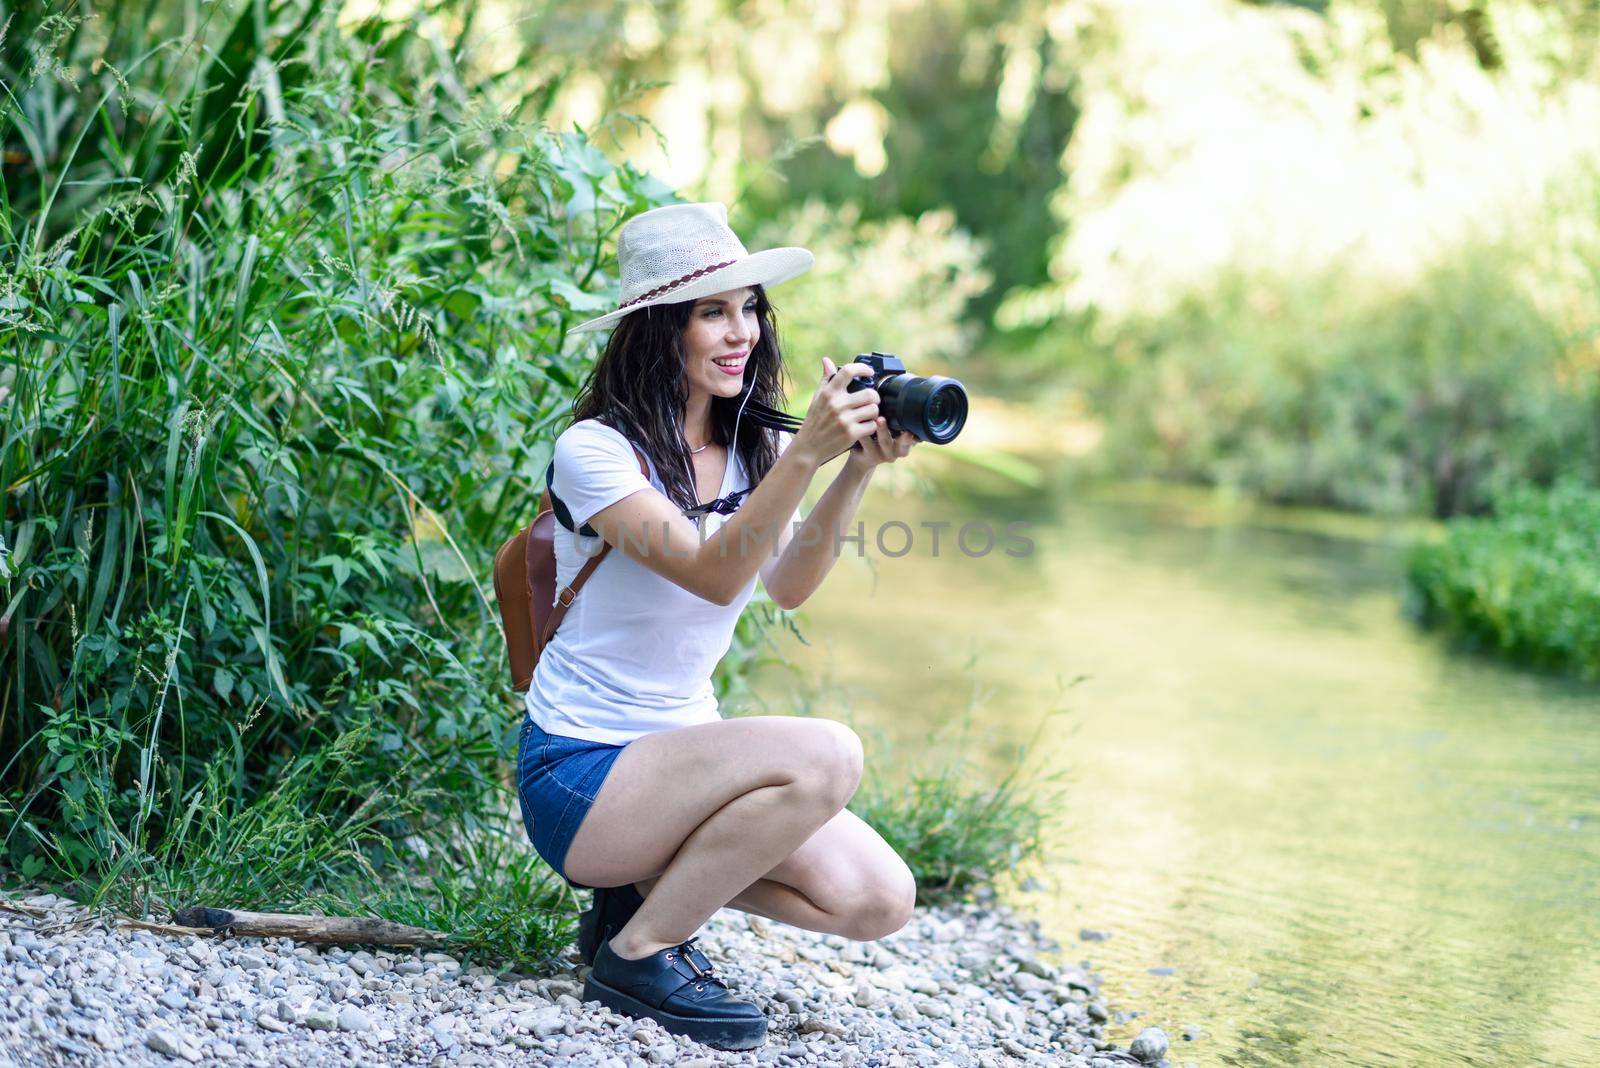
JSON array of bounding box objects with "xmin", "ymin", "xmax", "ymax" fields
[{"xmin": 791, "ymin": 357, "xmax": 882, "ymax": 466}]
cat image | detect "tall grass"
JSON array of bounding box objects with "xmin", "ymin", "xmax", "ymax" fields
[{"xmin": 0, "ymin": 0, "xmax": 671, "ymax": 957}]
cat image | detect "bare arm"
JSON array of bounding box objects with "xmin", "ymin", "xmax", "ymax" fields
[
  {"xmin": 759, "ymin": 459, "xmax": 872, "ymax": 610},
  {"xmin": 760, "ymin": 357, "xmax": 921, "ymax": 609},
  {"xmin": 584, "ymin": 362, "xmax": 882, "ymax": 606}
]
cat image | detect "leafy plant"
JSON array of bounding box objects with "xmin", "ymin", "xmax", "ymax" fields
[
  {"xmin": 1406, "ymin": 478, "xmax": 1600, "ymax": 679},
  {"xmin": 0, "ymin": 0, "xmax": 674, "ymax": 936}
]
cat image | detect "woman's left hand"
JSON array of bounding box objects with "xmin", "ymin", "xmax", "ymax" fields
[
  {"xmin": 815, "ymin": 357, "xmax": 918, "ymax": 470},
  {"xmin": 847, "ymin": 416, "xmax": 919, "ymax": 469}
]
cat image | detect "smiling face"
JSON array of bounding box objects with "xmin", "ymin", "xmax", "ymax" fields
[{"xmin": 681, "ymin": 286, "xmax": 759, "ymax": 403}]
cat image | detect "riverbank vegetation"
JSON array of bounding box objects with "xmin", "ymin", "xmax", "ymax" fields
[
  {"xmin": 1406, "ymin": 480, "xmax": 1600, "ymax": 681},
  {"xmin": 999, "ymin": 1, "xmax": 1600, "ymax": 521},
  {"xmin": 0, "ymin": 0, "xmax": 1060, "ymax": 966}
]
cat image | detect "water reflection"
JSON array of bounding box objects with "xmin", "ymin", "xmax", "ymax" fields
[{"xmin": 741, "ymin": 467, "xmax": 1600, "ymax": 1068}]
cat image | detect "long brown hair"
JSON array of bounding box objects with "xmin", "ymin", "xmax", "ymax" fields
[{"xmin": 568, "ymin": 284, "xmax": 791, "ymax": 513}]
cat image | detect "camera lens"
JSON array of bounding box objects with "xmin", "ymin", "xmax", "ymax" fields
[
  {"xmin": 921, "ymin": 381, "xmax": 967, "ymax": 444},
  {"xmin": 885, "ymin": 373, "xmax": 966, "ymax": 444}
]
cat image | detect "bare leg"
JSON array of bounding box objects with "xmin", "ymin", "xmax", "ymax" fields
[
  {"xmin": 558, "ymin": 717, "xmax": 882, "ymax": 957},
  {"xmin": 607, "ymin": 779, "xmax": 845, "ymax": 959},
  {"xmin": 629, "ymin": 875, "xmax": 839, "ymax": 933},
  {"xmin": 625, "ymin": 805, "xmax": 916, "ymax": 941}
]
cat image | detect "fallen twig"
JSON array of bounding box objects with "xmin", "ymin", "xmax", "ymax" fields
[
  {"xmin": 114, "ymin": 917, "xmax": 217, "ymax": 939},
  {"xmin": 0, "ymin": 900, "xmax": 51, "ymax": 919},
  {"xmin": 171, "ymin": 906, "xmax": 452, "ymax": 948}
]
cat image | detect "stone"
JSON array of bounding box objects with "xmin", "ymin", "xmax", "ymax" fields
[
  {"xmin": 517, "ymin": 1005, "xmax": 566, "ymax": 1037},
  {"xmin": 337, "ymin": 1006, "xmax": 370, "ymax": 1032},
  {"xmin": 145, "ymin": 1026, "xmax": 201, "ymax": 1061},
  {"xmin": 1012, "ymin": 971, "xmax": 1053, "ymax": 994},
  {"xmin": 1015, "ymin": 955, "xmax": 1055, "ymax": 980},
  {"xmin": 255, "ymin": 1012, "xmax": 288, "ymax": 1033},
  {"xmin": 798, "ymin": 1017, "xmax": 847, "ymax": 1039},
  {"xmin": 1129, "ymin": 1026, "xmax": 1169, "ymax": 1063},
  {"xmin": 301, "ymin": 1008, "xmax": 338, "ymax": 1031}
]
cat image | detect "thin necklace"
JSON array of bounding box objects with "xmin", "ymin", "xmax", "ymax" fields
[{"xmin": 687, "ymin": 439, "xmax": 712, "ymax": 454}]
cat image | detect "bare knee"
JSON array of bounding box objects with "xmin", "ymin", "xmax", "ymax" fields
[
  {"xmin": 838, "ymin": 864, "xmax": 917, "ymax": 942},
  {"xmin": 793, "ymin": 720, "xmax": 864, "ymax": 810}
]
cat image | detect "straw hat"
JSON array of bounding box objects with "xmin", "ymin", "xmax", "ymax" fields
[{"xmin": 567, "ymin": 202, "xmax": 813, "ymax": 334}]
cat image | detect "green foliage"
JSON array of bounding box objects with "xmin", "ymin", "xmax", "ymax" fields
[
  {"xmin": 750, "ymin": 0, "xmax": 1079, "ymax": 332},
  {"xmin": 1405, "ymin": 479, "xmax": 1600, "ymax": 680},
  {"xmin": 1082, "ymin": 250, "xmax": 1600, "ymax": 518},
  {"xmin": 712, "ymin": 594, "xmax": 810, "ymax": 711},
  {"xmin": 354, "ymin": 825, "xmax": 576, "ymax": 972},
  {"xmin": 1004, "ymin": 0, "xmax": 1600, "ymax": 521},
  {"xmin": 847, "ymin": 710, "xmax": 1068, "ymax": 905},
  {"xmin": 0, "ymin": 0, "xmax": 673, "ymax": 931},
  {"xmin": 752, "ymin": 199, "xmax": 990, "ymax": 374}
]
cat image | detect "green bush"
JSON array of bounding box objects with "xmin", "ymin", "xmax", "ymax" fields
[
  {"xmin": 1086, "ymin": 249, "xmax": 1600, "ymax": 518},
  {"xmin": 1406, "ymin": 479, "xmax": 1600, "ymax": 679},
  {"xmin": 0, "ymin": 0, "xmax": 673, "ymax": 955}
]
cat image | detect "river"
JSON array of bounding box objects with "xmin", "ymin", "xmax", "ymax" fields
[{"xmin": 740, "ymin": 461, "xmax": 1600, "ymax": 1068}]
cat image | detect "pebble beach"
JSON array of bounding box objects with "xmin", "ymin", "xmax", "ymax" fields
[{"xmin": 0, "ymin": 888, "xmax": 1177, "ymax": 1067}]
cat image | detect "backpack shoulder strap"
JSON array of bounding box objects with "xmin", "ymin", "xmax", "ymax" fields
[
  {"xmin": 546, "ymin": 419, "xmax": 650, "ymax": 537},
  {"xmin": 535, "ymin": 443, "xmax": 649, "ymax": 649}
]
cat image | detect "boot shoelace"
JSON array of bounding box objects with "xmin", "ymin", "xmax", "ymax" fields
[{"xmin": 664, "ymin": 937, "xmax": 727, "ymax": 994}]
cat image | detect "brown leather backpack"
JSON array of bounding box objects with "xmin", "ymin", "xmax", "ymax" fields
[{"xmin": 492, "ymin": 443, "xmax": 649, "ymax": 693}]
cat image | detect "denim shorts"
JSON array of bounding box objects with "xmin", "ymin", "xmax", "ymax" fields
[{"xmin": 516, "ymin": 714, "xmax": 628, "ymax": 891}]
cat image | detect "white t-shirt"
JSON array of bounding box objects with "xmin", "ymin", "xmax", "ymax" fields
[{"xmin": 524, "ymin": 418, "xmax": 800, "ymax": 744}]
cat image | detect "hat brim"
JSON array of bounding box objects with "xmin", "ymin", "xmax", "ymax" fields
[{"xmin": 566, "ymin": 247, "xmax": 814, "ymax": 334}]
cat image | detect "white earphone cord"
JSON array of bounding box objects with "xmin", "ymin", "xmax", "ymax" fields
[{"xmin": 685, "ymin": 384, "xmax": 756, "ymax": 521}]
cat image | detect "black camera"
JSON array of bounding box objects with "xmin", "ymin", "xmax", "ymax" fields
[{"xmin": 844, "ymin": 352, "xmax": 968, "ymax": 445}]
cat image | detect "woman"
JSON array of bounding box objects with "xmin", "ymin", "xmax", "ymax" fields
[{"xmin": 518, "ymin": 202, "xmax": 919, "ymax": 1051}]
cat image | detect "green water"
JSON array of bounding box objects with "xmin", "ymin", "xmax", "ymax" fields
[{"xmin": 740, "ymin": 466, "xmax": 1600, "ymax": 1068}]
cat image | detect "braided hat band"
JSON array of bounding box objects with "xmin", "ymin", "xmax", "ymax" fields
[
  {"xmin": 618, "ymin": 259, "xmax": 738, "ymax": 310},
  {"xmin": 568, "ymin": 203, "xmax": 813, "ymax": 334}
]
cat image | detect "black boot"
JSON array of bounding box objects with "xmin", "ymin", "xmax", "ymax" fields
[
  {"xmin": 577, "ymin": 882, "xmax": 646, "ymax": 967},
  {"xmin": 582, "ymin": 936, "xmax": 767, "ymax": 1051}
]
